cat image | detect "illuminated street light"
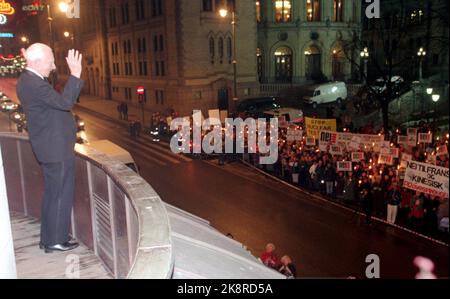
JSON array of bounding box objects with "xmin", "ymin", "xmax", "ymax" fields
[
  {"xmin": 219, "ymin": 9, "xmax": 228, "ymax": 18},
  {"xmin": 426, "ymin": 88, "xmax": 433, "ymax": 95},
  {"xmin": 59, "ymin": 2, "xmax": 69, "ymax": 13},
  {"xmin": 417, "ymin": 47, "xmax": 426, "ymax": 81},
  {"xmin": 360, "ymin": 47, "xmax": 369, "ymax": 84},
  {"xmin": 432, "ymin": 94, "xmax": 440, "ymax": 103},
  {"xmin": 219, "ymin": 8, "xmax": 238, "ymax": 104}
]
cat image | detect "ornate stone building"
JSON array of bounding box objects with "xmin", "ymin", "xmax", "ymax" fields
[{"xmin": 256, "ymin": 0, "xmax": 362, "ymax": 83}]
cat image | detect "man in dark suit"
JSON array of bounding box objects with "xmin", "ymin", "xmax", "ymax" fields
[{"xmin": 16, "ymin": 43, "xmax": 83, "ymax": 253}]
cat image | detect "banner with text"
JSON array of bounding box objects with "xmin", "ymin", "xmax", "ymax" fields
[
  {"xmin": 305, "ymin": 118, "xmax": 336, "ymax": 139},
  {"xmin": 404, "ymin": 161, "xmax": 449, "ymax": 198}
]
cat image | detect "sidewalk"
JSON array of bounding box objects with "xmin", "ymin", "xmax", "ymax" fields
[{"xmin": 76, "ymin": 95, "xmax": 157, "ymax": 129}]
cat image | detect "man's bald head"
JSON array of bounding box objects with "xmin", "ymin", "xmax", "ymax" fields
[{"xmin": 23, "ymin": 43, "xmax": 56, "ymax": 78}]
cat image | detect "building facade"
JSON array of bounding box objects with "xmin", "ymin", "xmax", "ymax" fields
[
  {"xmin": 37, "ymin": 0, "xmax": 259, "ymax": 116},
  {"xmin": 256, "ymin": 0, "xmax": 362, "ymax": 84},
  {"xmin": 362, "ymin": 0, "xmax": 449, "ymax": 82}
]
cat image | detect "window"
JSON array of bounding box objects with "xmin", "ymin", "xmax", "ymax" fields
[
  {"xmin": 161, "ymin": 61, "xmax": 165, "ymax": 76},
  {"xmin": 333, "ymin": 0, "xmax": 344, "ymax": 22},
  {"xmin": 432, "ymin": 54, "xmax": 439, "ymax": 66},
  {"xmin": 121, "ymin": 2, "xmax": 130, "ymax": 24},
  {"xmin": 143, "ymin": 61, "xmax": 148, "ymax": 75},
  {"xmin": 256, "ymin": 1, "xmax": 261, "ymax": 22},
  {"xmin": 137, "ymin": 38, "xmax": 142, "ymax": 53},
  {"xmin": 274, "ymin": 0, "xmax": 292, "ymax": 23},
  {"xmin": 155, "ymin": 61, "xmax": 160, "ymax": 76},
  {"xmin": 307, "ymin": 0, "xmax": 320, "ymax": 22},
  {"xmin": 209, "ymin": 37, "xmax": 215, "ymax": 64},
  {"xmin": 227, "ymin": 37, "xmax": 232, "ymax": 64},
  {"xmin": 154, "ymin": 36, "xmax": 158, "ymax": 52},
  {"xmin": 135, "ymin": 0, "xmax": 145, "ymax": 20},
  {"xmin": 142, "ymin": 38, "xmax": 147, "ymax": 53},
  {"xmin": 125, "ymin": 88, "xmax": 132, "ymax": 101},
  {"xmin": 109, "ymin": 7, "xmax": 117, "ymax": 27},
  {"xmin": 152, "ymin": 0, "xmax": 163, "ymax": 16},
  {"xmin": 127, "ymin": 40, "xmax": 132, "ymax": 54},
  {"xmin": 215, "ymin": 0, "xmax": 235, "ymax": 12},
  {"xmin": 203, "ymin": 0, "xmax": 213, "ymax": 11},
  {"xmin": 155, "ymin": 90, "xmax": 164, "ymax": 105},
  {"xmin": 159, "ymin": 35, "xmax": 164, "ymax": 51},
  {"xmin": 218, "ymin": 37, "xmax": 224, "ymax": 64}
]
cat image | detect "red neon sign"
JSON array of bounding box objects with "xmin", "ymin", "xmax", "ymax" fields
[{"xmin": 0, "ymin": 0, "xmax": 15, "ymax": 15}]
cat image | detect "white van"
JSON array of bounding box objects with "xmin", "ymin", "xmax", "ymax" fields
[
  {"xmin": 303, "ymin": 81, "xmax": 347, "ymax": 108},
  {"xmin": 263, "ymin": 108, "xmax": 304, "ymax": 123},
  {"xmin": 80, "ymin": 140, "xmax": 139, "ymax": 173}
]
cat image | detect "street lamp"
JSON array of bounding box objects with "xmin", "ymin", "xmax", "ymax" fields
[
  {"xmin": 219, "ymin": 8, "xmax": 238, "ymax": 104},
  {"xmin": 360, "ymin": 47, "xmax": 369, "ymax": 84},
  {"xmin": 46, "ymin": 1, "xmax": 72, "ymax": 86},
  {"xmin": 21, "ymin": 36, "xmax": 29, "ymax": 44},
  {"xmin": 63, "ymin": 31, "xmax": 75, "ymax": 46},
  {"xmin": 426, "ymin": 88, "xmax": 433, "ymax": 95},
  {"xmin": 417, "ymin": 47, "xmax": 426, "ymax": 81},
  {"xmin": 432, "ymin": 94, "xmax": 440, "ymax": 124}
]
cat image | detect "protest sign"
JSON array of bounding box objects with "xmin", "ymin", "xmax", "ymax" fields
[
  {"xmin": 287, "ymin": 128, "xmax": 303, "ymax": 141},
  {"xmin": 330, "ymin": 145, "xmax": 343, "ymax": 156},
  {"xmin": 337, "ymin": 161, "xmax": 352, "ymax": 172},
  {"xmin": 404, "ymin": 161, "xmax": 449, "ymax": 198},
  {"xmin": 305, "ymin": 118, "xmax": 337, "ymax": 139},
  {"xmin": 305, "ymin": 137, "xmax": 316, "ymax": 146},
  {"xmin": 436, "ymin": 145, "xmax": 448, "ymax": 156},
  {"xmin": 352, "ymin": 152, "xmax": 365, "ymax": 162},
  {"xmin": 418, "ymin": 133, "xmax": 433, "ymax": 144},
  {"xmin": 378, "ymin": 153, "xmax": 394, "ymax": 165}
]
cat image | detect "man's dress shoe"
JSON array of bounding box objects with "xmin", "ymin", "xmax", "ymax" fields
[{"xmin": 43, "ymin": 242, "xmax": 79, "ymax": 253}]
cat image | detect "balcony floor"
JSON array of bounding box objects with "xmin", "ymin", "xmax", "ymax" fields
[{"xmin": 11, "ymin": 213, "xmax": 111, "ymax": 279}]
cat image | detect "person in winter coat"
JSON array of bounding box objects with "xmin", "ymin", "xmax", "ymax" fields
[{"xmin": 387, "ymin": 182, "xmax": 402, "ymax": 224}]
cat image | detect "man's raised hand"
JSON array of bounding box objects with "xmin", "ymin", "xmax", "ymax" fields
[{"xmin": 66, "ymin": 49, "xmax": 83, "ymax": 78}]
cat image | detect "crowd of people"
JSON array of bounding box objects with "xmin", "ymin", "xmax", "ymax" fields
[{"xmin": 247, "ymin": 121, "xmax": 449, "ymax": 238}]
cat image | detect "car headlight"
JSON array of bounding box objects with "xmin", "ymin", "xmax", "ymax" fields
[{"xmin": 78, "ymin": 121, "xmax": 85, "ymax": 127}]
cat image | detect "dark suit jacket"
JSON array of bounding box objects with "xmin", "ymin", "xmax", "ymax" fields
[{"xmin": 16, "ymin": 71, "xmax": 84, "ymax": 163}]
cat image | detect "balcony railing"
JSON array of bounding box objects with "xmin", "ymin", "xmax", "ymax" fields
[
  {"xmin": 0, "ymin": 133, "xmax": 285, "ymax": 279},
  {"xmin": 0, "ymin": 133, "xmax": 173, "ymax": 279}
]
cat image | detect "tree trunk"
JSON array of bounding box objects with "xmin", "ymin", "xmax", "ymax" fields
[{"xmin": 381, "ymin": 99, "xmax": 389, "ymax": 140}]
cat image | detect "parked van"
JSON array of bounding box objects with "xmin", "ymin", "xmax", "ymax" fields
[
  {"xmin": 263, "ymin": 108, "xmax": 304, "ymax": 123},
  {"xmin": 81, "ymin": 140, "xmax": 139, "ymax": 173},
  {"xmin": 303, "ymin": 81, "xmax": 347, "ymax": 108}
]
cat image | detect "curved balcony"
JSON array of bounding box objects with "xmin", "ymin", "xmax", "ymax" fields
[{"xmin": 0, "ymin": 133, "xmax": 284, "ymax": 279}]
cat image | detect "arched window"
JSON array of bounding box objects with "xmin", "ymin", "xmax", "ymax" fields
[
  {"xmin": 304, "ymin": 45, "xmax": 322, "ymax": 80},
  {"xmin": 307, "ymin": 0, "xmax": 321, "ymax": 22},
  {"xmin": 219, "ymin": 37, "xmax": 224, "ymax": 64},
  {"xmin": 274, "ymin": 47, "xmax": 293, "ymax": 82},
  {"xmin": 333, "ymin": 0, "xmax": 344, "ymax": 22},
  {"xmin": 209, "ymin": 37, "xmax": 215, "ymax": 64},
  {"xmin": 227, "ymin": 37, "xmax": 232, "ymax": 64},
  {"xmin": 274, "ymin": 0, "xmax": 292, "ymax": 23}
]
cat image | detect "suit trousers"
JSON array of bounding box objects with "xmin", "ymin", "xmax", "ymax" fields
[{"xmin": 40, "ymin": 156, "xmax": 75, "ymax": 246}]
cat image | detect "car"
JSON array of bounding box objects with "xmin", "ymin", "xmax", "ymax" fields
[
  {"xmin": 73, "ymin": 114, "xmax": 85, "ymax": 132},
  {"xmin": 303, "ymin": 81, "xmax": 348, "ymax": 109},
  {"xmin": 236, "ymin": 96, "xmax": 281, "ymax": 117},
  {"xmin": 1, "ymin": 100, "xmax": 19, "ymax": 112},
  {"xmin": 371, "ymin": 76, "xmax": 405, "ymax": 95},
  {"xmin": 263, "ymin": 107, "xmax": 304, "ymax": 124},
  {"xmin": 11, "ymin": 112, "xmax": 27, "ymax": 132}
]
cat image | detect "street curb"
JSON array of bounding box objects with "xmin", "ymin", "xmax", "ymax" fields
[
  {"xmin": 240, "ymin": 160, "xmax": 449, "ymax": 248},
  {"xmin": 75, "ymin": 104, "xmax": 129, "ymax": 129}
]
